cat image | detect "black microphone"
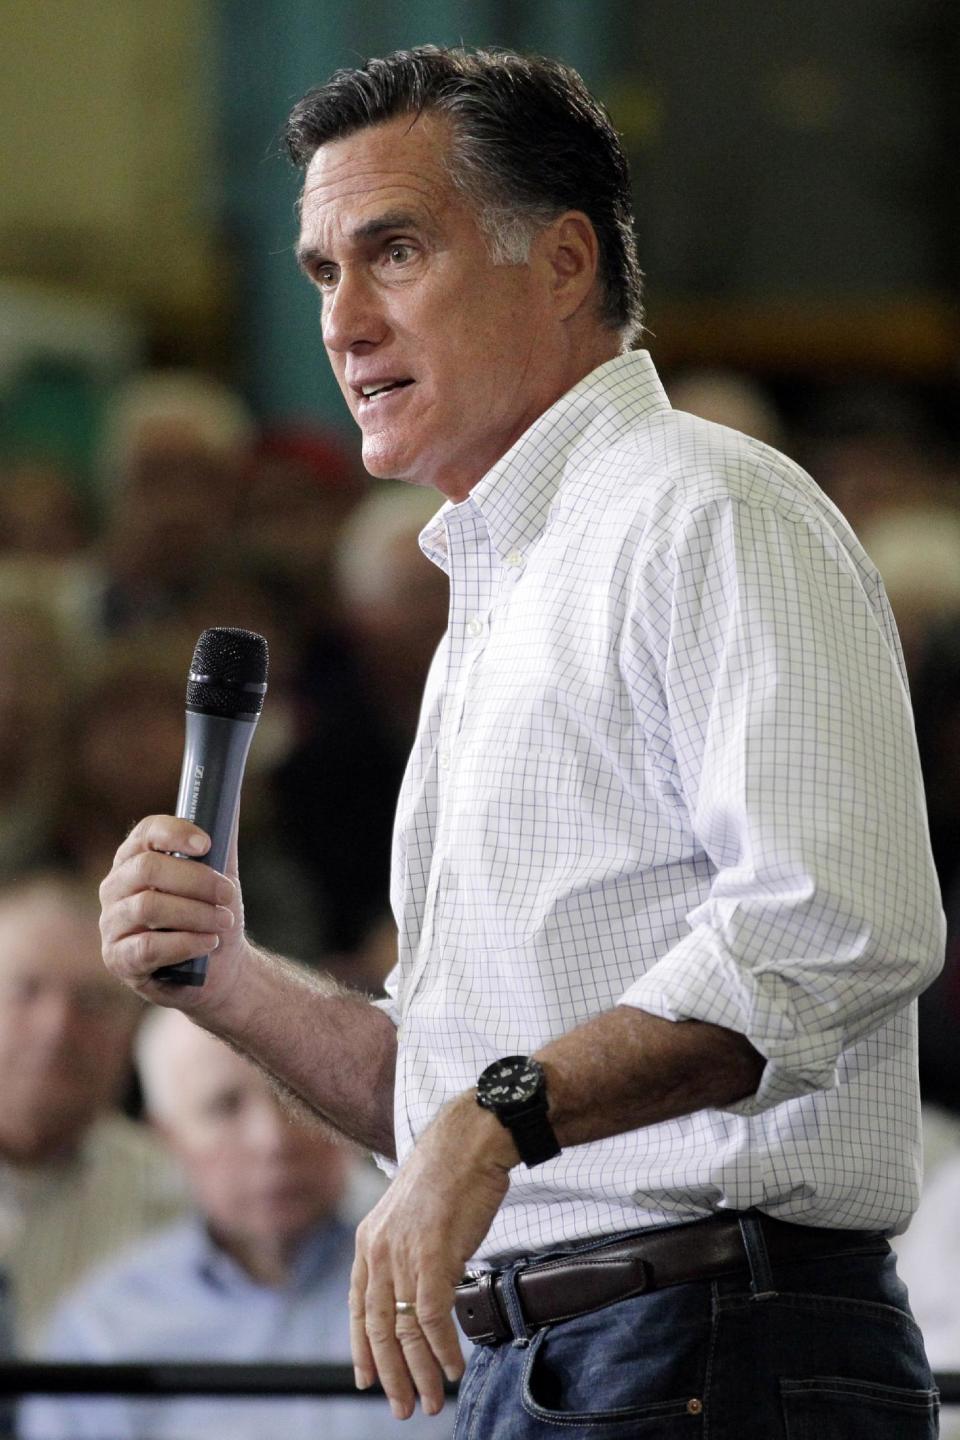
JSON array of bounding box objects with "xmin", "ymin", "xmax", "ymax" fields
[{"xmin": 155, "ymin": 627, "xmax": 269, "ymax": 987}]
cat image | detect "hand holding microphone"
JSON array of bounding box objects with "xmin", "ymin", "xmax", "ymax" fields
[
  {"xmin": 154, "ymin": 626, "xmax": 268, "ymax": 986},
  {"xmin": 99, "ymin": 626, "xmax": 268, "ymax": 1006}
]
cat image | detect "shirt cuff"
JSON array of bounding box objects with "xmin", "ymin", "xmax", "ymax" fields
[
  {"xmin": 617, "ymin": 928, "xmax": 842, "ymax": 1116},
  {"xmin": 371, "ymin": 1150, "xmax": 399, "ymax": 1181}
]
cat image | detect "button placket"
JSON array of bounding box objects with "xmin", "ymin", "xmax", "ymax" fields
[{"xmin": 403, "ymin": 501, "xmax": 496, "ymax": 1011}]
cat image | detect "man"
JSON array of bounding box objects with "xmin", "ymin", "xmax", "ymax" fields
[
  {"xmin": 99, "ymin": 46, "xmax": 945, "ymax": 1437},
  {"xmin": 20, "ymin": 1011, "xmax": 452, "ymax": 1439},
  {"xmin": 0, "ymin": 872, "xmax": 181, "ymax": 1349}
]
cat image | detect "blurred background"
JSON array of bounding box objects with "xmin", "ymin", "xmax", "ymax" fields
[{"xmin": 1, "ymin": 0, "xmax": 960, "ymax": 1422}]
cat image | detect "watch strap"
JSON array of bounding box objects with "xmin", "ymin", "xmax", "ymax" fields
[{"xmin": 508, "ymin": 1103, "xmax": 561, "ymax": 1167}]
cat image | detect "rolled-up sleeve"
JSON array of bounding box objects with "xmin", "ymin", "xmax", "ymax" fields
[{"xmin": 619, "ymin": 492, "xmax": 946, "ymax": 1115}]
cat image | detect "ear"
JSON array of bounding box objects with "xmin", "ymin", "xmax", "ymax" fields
[{"xmin": 536, "ymin": 211, "xmax": 600, "ymax": 323}]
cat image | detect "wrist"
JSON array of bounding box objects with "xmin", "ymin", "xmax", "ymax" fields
[{"xmin": 445, "ymin": 1091, "xmax": 518, "ymax": 1174}]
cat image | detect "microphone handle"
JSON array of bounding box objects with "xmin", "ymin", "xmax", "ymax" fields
[{"xmin": 155, "ymin": 711, "xmax": 259, "ymax": 987}]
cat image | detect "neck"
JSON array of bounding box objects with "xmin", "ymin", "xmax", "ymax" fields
[
  {"xmin": 440, "ymin": 329, "xmax": 625, "ymax": 502},
  {"xmin": 210, "ymin": 1226, "xmax": 308, "ymax": 1288}
]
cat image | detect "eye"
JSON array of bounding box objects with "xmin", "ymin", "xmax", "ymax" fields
[
  {"xmin": 314, "ymin": 264, "xmax": 339, "ymax": 290},
  {"xmin": 385, "ymin": 242, "xmax": 415, "ymax": 266}
]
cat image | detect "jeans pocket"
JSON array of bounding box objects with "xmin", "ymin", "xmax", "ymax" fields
[
  {"xmin": 781, "ymin": 1376, "xmax": 939, "ymax": 1439},
  {"xmin": 520, "ymin": 1322, "xmax": 705, "ymax": 1434}
]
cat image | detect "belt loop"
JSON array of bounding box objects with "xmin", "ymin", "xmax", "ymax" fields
[
  {"xmin": 737, "ymin": 1210, "xmax": 778, "ymax": 1300},
  {"xmin": 498, "ymin": 1261, "xmax": 532, "ymax": 1348}
]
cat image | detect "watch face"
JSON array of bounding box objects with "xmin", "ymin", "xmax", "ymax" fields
[{"xmin": 479, "ymin": 1056, "xmax": 541, "ymax": 1107}]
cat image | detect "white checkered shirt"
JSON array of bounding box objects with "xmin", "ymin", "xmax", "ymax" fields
[{"xmin": 375, "ymin": 350, "xmax": 945, "ymax": 1264}]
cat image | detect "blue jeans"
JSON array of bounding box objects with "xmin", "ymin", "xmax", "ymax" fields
[{"xmin": 453, "ymin": 1220, "xmax": 938, "ymax": 1438}]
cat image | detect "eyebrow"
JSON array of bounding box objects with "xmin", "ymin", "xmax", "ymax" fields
[{"xmin": 296, "ymin": 209, "xmax": 428, "ymax": 275}]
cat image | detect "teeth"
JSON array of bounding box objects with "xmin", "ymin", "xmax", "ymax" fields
[{"xmin": 362, "ymin": 383, "xmax": 395, "ymax": 397}]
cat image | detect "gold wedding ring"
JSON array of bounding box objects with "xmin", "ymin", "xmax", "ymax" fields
[{"xmin": 394, "ymin": 1300, "xmax": 418, "ymax": 1317}]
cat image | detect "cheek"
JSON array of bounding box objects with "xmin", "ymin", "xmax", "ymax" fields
[
  {"xmin": 86, "ymin": 1028, "xmax": 135, "ymax": 1082},
  {"xmin": 185, "ymin": 1153, "xmax": 245, "ymax": 1213},
  {"xmin": 0, "ymin": 1029, "xmax": 25, "ymax": 1083}
]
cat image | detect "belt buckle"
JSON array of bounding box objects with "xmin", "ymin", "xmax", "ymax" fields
[{"xmin": 456, "ymin": 1270, "xmax": 507, "ymax": 1346}]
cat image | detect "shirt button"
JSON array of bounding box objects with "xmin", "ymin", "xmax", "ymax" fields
[
  {"xmin": 438, "ymin": 749, "xmax": 450, "ymax": 769},
  {"xmin": 505, "ymin": 549, "xmax": 524, "ymax": 568},
  {"xmin": 466, "ymin": 616, "xmax": 484, "ymax": 637}
]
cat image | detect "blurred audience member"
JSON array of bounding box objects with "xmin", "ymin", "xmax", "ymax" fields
[
  {"xmin": 666, "ymin": 367, "xmax": 785, "ymax": 449},
  {"xmin": 0, "ymin": 461, "xmax": 89, "ymax": 560},
  {"xmin": 792, "ymin": 382, "xmax": 951, "ymax": 539},
  {"xmin": 909, "ymin": 615, "xmax": 960, "ymax": 1109},
  {"xmin": 858, "ymin": 505, "xmax": 960, "ymax": 683},
  {"xmin": 0, "ymin": 574, "xmax": 73, "ymax": 885},
  {"xmin": 91, "ymin": 370, "xmax": 253, "ymax": 634},
  {"xmin": 239, "ymin": 425, "xmax": 367, "ymax": 622},
  {"xmin": 55, "ymin": 630, "xmax": 189, "ymax": 889},
  {"xmin": 0, "ymin": 873, "xmax": 182, "ymax": 1350},
  {"xmin": 913, "ymin": 613, "xmax": 960, "ymax": 897},
  {"xmin": 277, "ymin": 484, "xmax": 448, "ymax": 959},
  {"xmin": 20, "ymin": 1010, "xmax": 452, "ymax": 1440},
  {"xmin": 57, "ymin": 629, "xmax": 324, "ymax": 965}
]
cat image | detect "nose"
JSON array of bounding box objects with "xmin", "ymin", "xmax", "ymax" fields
[{"xmin": 321, "ymin": 267, "xmax": 388, "ymax": 355}]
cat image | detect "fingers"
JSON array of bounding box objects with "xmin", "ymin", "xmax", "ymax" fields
[
  {"xmin": 358, "ymin": 1284, "xmax": 448, "ymax": 1420},
  {"xmin": 350, "ymin": 1242, "xmax": 459, "ymax": 1420},
  {"xmin": 348, "ymin": 1253, "xmax": 377, "ymax": 1391},
  {"xmin": 107, "ymin": 815, "xmax": 211, "ymax": 873},
  {"xmin": 101, "ymin": 847, "xmax": 232, "ymax": 915},
  {"xmin": 414, "ymin": 1276, "xmax": 465, "ymax": 1386},
  {"xmin": 99, "ymin": 816, "xmax": 239, "ymax": 996}
]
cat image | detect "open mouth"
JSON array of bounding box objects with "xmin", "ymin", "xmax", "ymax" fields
[{"xmin": 358, "ymin": 379, "xmax": 414, "ymax": 403}]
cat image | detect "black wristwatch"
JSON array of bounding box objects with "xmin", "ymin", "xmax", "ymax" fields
[{"xmin": 475, "ymin": 1055, "xmax": 561, "ymax": 1168}]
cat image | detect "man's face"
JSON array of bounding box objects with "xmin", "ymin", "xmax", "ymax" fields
[
  {"xmin": 158, "ymin": 1029, "xmax": 348, "ymax": 1251},
  {"xmin": 0, "ymin": 891, "xmax": 140, "ymax": 1164},
  {"xmin": 297, "ymin": 113, "xmax": 561, "ymax": 500}
]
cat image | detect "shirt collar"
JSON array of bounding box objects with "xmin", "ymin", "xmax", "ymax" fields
[{"xmin": 419, "ymin": 350, "xmax": 670, "ymax": 570}]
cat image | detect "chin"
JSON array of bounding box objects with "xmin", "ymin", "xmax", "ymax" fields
[{"xmin": 360, "ymin": 445, "xmax": 407, "ymax": 481}]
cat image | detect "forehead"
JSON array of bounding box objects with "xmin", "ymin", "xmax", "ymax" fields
[
  {"xmin": 172, "ymin": 1027, "xmax": 263, "ymax": 1101},
  {"xmin": 0, "ymin": 895, "xmax": 104, "ymax": 981},
  {"xmin": 298, "ymin": 112, "xmax": 465, "ymax": 250}
]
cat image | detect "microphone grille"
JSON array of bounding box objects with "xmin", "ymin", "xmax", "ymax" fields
[{"xmin": 186, "ymin": 628, "xmax": 269, "ymax": 718}]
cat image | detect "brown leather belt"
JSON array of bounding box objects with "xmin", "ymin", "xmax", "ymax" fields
[{"xmin": 454, "ymin": 1212, "xmax": 888, "ymax": 1345}]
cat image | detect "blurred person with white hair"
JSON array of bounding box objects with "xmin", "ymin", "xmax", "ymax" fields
[
  {"xmin": 96, "ymin": 369, "xmax": 255, "ymax": 500},
  {"xmin": 276, "ymin": 483, "xmax": 448, "ymax": 967},
  {"xmin": 19, "ymin": 1010, "xmax": 455, "ymax": 1440},
  {"xmin": 0, "ymin": 872, "xmax": 182, "ymax": 1351},
  {"xmin": 87, "ymin": 370, "xmax": 255, "ymax": 635}
]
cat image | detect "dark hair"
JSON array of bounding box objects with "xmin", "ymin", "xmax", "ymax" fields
[{"xmin": 284, "ymin": 45, "xmax": 643, "ymax": 343}]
